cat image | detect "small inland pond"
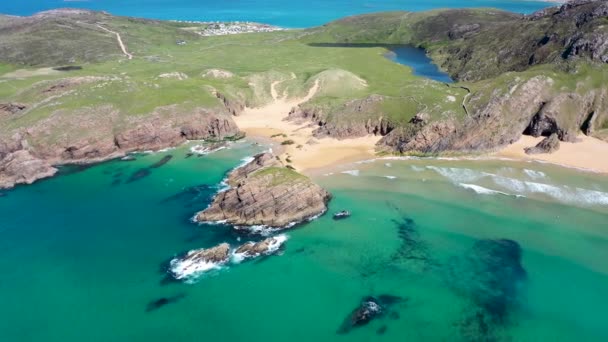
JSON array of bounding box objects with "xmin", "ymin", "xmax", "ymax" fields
[{"xmin": 385, "ymin": 45, "xmax": 453, "ymax": 83}]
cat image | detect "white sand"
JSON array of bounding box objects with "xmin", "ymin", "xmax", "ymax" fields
[
  {"xmin": 496, "ymin": 135, "xmax": 608, "ymax": 174},
  {"xmin": 233, "ymin": 78, "xmax": 380, "ymax": 173}
]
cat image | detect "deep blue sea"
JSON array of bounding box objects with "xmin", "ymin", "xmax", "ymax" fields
[{"xmin": 1, "ymin": 0, "xmax": 556, "ymax": 27}]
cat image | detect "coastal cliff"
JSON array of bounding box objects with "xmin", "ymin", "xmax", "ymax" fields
[
  {"xmin": 1, "ymin": 0, "xmax": 607, "ymax": 188},
  {"xmin": 0, "ymin": 108, "xmax": 241, "ymax": 189},
  {"xmin": 195, "ymin": 153, "xmax": 331, "ymax": 228}
]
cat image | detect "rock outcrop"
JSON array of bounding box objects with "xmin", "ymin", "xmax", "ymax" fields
[
  {"xmin": 0, "ymin": 107, "xmax": 241, "ymax": 189},
  {"xmin": 169, "ymin": 243, "xmax": 230, "ymax": 280},
  {"xmin": 0, "ymin": 150, "xmax": 57, "ymax": 188},
  {"xmin": 525, "ymin": 133, "xmax": 561, "ymax": 154},
  {"xmin": 233, "ymin": 235, "xmax": 288, "ymax": 261},
  {"xmin": 195, "ymin": 153, "xmax": 331, "ymax": 228}
]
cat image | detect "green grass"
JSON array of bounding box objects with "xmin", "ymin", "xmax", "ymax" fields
[
  {"xmin": 251, "ymin": 166, "xmax": 308, "ymax": 186},
  {"xmin": 1, "ymin": 5, "xmax": 608, "ymax": 149}
]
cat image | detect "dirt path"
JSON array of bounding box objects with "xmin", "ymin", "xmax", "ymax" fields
[
  {"xmin": 97, "ymin": 25, "xmax": 133, "ymax": 60},
  {"xmin": 233, "ymin": 78, "xmax": 380, "ymax": 173}
]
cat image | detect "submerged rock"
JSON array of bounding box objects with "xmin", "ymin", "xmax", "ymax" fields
[
  {"xmin": 126, "ymin": 168, "xmax": 151, "ymax": 183},
  {"xmin": 333, "ymin": 210, "xmax": 351, "ymax": 220},
  {"xmin": 195, "ymin": 153, "xmax": 331, "ymax": 229},
  {"xmin": 232, "ymin": 235, "xmax": 288, "ymax": 262},
  {"xmin": 448, "ymin": 239, "xmax": 526, "ymax": 324},
  {"xmin": 149, "ymin": 155, "xmax": 173, "ymax": 168},
  {"xmin": 146, "ymin": 293, "xmax": 186, "ymax": 312},
  {"xmin": 338, "ymin": 295, "xmax": 406, "ymax": 334},
  {"xmin": 524, "ymin": 133, "xmax": 560, "ymax": 154},
  {"xmin": 169, "ymin": 243, "xmax": 230, "ymax": 280}
]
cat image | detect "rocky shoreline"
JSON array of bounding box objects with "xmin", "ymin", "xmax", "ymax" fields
[
  {"xmin": 0, "ymin": 109, "xmax": 242, "ymax": 189},
  {"xmin": 195, "ymin": 152, "xmax": 332, "ymax": 229}
]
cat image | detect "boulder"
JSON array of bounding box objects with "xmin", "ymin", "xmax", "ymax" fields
[
  {"xmin": 233, "ymin": 235, "xmax": 288, "ymax": 261},
  {"xmin": 524, "ymin": 133, "xmax": 560, "ymax": 154},
  {"xmin": 169, "ymin": 243, "xmax": 230, "ymax": 280}
]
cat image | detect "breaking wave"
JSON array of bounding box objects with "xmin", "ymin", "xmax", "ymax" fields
[{"xmin": 341, "ymin": 170, "xmax": 360, "ymax": 176}]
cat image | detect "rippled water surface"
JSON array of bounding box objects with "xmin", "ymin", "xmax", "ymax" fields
[
  {"xmin": 1, "ymin": 0, "xmax": 554, "ymax": 27},
  {"xmin": 0, "ymin": 142, "xmax": 607, "ymax": 341}
]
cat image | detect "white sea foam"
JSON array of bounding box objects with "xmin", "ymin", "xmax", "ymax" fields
[
  {"xmin": 231, "ymin": 234, "xmax": 289, "ymax": 263},
  {"xmin": 410, "ymin": 165, "xmax": 425, "ymax": 172},
  {"xmin": 190, "ymin": 144, "xmax": 226, "ymax": 155},
  {"xmin": 237, "ymin": 225, "xmax": 281, "ymax": 236},
  {"xmin": 426, "ymin": 166, "xmax": 492, "ymax": 183},
  {"xmin": 385, "ymin": 163, "xmax": 392, "ymax": 167},
  {"xmin": 341, "ymin": 170, "xmax": 360, "ymax": 176},
  {"xmin": 384, "ymin": 176, "xmax": 397, "ymax": 180},
  {"xmin": 491, "ymin": 175, "xmax": 608, "ymax": 206},
  {"xmin": 523, "ymin": 169, "xmax": 547, "ymax": 180},
  {"xmin": 459, "ymin": 183, "xmax": 514, "ymax": 197},
  {"xmin": 169, "ymin": 253, "xmax": 226, "ymax": 281}
]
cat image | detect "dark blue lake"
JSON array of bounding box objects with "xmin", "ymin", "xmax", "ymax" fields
[{"xmin": 386, "ymin": 46, "xmax": 454, "ymax": 83}]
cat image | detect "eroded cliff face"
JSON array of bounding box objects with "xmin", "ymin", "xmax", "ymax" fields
[
  {"xmin": 288, "ymin": 95, "xmax": 395, "ymax": 139},
  {"xmin": 0, "ymin": 106, "xmax": 241, "ymax": 189},
  {"xmin": 378, "ymin": 74, "xmax": 608, "ymax": 154},
  {"xmin": 195, "ymin": 153, "xmax": 331, "ymax": 228}
]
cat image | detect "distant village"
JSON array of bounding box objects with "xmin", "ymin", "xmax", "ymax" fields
[{"xmin": 175, "ymin": 20, "xmax": 285, "ymax": 37}]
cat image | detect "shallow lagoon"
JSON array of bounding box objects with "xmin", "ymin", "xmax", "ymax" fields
[{"xmin": 0, "ymin": 141, "xmax": 607, "ymax": 341}]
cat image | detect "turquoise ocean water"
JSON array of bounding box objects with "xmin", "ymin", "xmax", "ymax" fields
[
  {"xmin": 0, "ymin": 141, "xmax": 607, "ymax": 341},
  {"xmin": 1, "ymin": 0, "xmax": 554, "ymax": 27}
]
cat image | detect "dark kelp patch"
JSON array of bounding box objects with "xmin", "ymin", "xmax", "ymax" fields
[
  {"xmin": 125, "ymin": 155, "xmax": 173, "ymax": 183},
  {"xmin": 337, "ymin": 295, "xmax": 407, "ymax": 334},
  {"xmin": 446, "ymin": 239, "xmax": 527, "ymax": 341},
  {"xmin": 127, "ymin": 168, "xmax": 151, "ymax": 183},
  {"xmin": 150, "ymin": 155, "xmax": 173, "ymax": 168},
  {"xmin": 146, "ymin": 293, "xmax": 187, "ymax": 312},
  {"xmin": 160, "ymin": 184, "xmax": 214, "ymax": 207}
]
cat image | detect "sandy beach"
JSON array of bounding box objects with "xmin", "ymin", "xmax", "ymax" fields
[
  {"xmin": 496, "ymin": 135, "xmax": 608, "ymax": 174},
  {"xmin": 233, "ymin": 79, "xmax": 381, "ymax": 174}
]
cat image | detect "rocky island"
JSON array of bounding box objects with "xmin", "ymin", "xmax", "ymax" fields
[{"xmin": 195, "ymin": 152, "xmax": 332, "ymax": 229}]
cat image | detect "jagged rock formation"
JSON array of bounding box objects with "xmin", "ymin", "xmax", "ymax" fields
[
  {"xmin": 169, "ymin": 243, "xmax": 230, "ymax": 280},
  {"xmin": 195, "ymin": 153, "xmax": 331, "ymax": 228},
  {"xmin": 525, "ymin": 133, "xmax": 561, "ymax": 154},
  {"xmin": 378, "ymin": 72, "xmax": 608, "ymax": 154},
  {"xmin": 0, "ymin": 109, "xmax": 241, "ymax": 189},
  {"xmin": 233, "ymin": 235, "xmax": 288, "ymax": 260},
  {"xmin": 0, "ymin": 150, "xmax": 57, "ymax": 188},
  {"xmin": 289, "ymin": 95, "xmax": 395, "ymax": 139}
]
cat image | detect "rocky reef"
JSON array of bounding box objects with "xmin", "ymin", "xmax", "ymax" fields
[
  {"xmin": 169, "ymin": 243, "xmax": 230, "ymax": 280},
  {"xmin": 232, "ymin": 235, "xmax": 289, "ymax": 262},
  {"xmin": 195, "ymin": 152, "xmax": 331, "ymax": 229},
  {"xmin": 169, "ymin": 234, "xmax": 289, "ymax": 281},
  {"xmin": 338, "ymin": 295, "xmax": 406, "ymax": 334},
  {"xmin": 446, "ymin": 239, "xmax": 527, "ymax": 340}
]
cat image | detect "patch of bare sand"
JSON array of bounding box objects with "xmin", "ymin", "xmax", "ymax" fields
[
  {"xmin": 233, "ymin": 79, "xmax": 380, "ymax": 174},
  {"xmin": 496, "ymin": 135, "xmax": 608, "ymax": 174}
]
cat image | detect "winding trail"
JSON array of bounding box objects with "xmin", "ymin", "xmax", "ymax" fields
[
  {"xmin": 97, "ymin": 25, "xmax": 133, "ymax": 60},
  {"xmin": 233, "ymin": 77, "xmax": 380, "ymax": 174}
]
